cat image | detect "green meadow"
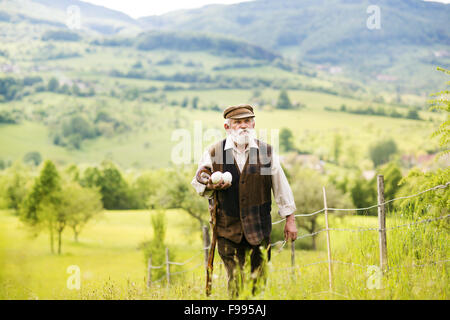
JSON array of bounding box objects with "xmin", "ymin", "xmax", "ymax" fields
[
  {"xmin": 0, "ymin": 208, "xmax": 447, "ymax": 300},
  {"xmin": 0, "ymin": 87, "xmax": 442, "ymax": 169}
]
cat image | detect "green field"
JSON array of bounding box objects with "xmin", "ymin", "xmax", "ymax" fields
[
  {"xmin": 0, "ymin": 87, "xmax": 443, "ymax": 170},
  {"xmin": 0, "ymin": 208, "xmax": 447, "ymax": 300}
]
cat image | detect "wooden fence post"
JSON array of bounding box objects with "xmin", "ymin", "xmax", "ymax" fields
[
  {"xmin": 377, "ymin": 175, "xmax": 388, "ymax": 272},
  {"xmin": 323, "ymin": 186, "xmax": 333, "ymax": 291},
  {"xmin": 165, "ymin": 247, "xmax": 170, "ymax": 286},
  {"xmin": 202, "ymin": 225, "xmax": 210, "ymax": 269},
  {"xmin": 147, "ymin": 255, "xmax": 152, "ymax": 288}
]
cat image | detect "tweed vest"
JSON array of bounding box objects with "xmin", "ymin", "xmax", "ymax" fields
[{"xmin": 208, "ymin": 138, "xmax": 273, "ymax": 245}]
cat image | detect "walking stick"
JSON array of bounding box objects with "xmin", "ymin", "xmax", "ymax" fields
[
  {"xmin": 206, "ymin": 191, "xmax": 218, "ymax": 296},
  {"xmin": 195, "ymin": 167, "xmax": 217, "ymax": 296}
]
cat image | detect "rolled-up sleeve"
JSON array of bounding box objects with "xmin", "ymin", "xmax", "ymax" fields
[
  {"xmin": 270, "ymin": 152, "xmax": 296, "ymax": 218},
  {"xmin": 191, "ymin": 149, "xmax": 214, "ymax": 199}
]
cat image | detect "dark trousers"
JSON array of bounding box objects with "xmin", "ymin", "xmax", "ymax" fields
[{"xmin": 217, "ymin": 236, "xmax": 271, "ymax": 298}]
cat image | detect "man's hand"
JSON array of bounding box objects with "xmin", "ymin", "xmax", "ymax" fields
[
  {"xmin": 284, "ymin": 214, "xmax": 298, "ymax": 241},
  {"xmin": 206, "ymin": 177, "xmax": 231, "ymax": 191},
  {"xmin": 196, "ymin": 167, "xmax": 212, "ymax": 185}
]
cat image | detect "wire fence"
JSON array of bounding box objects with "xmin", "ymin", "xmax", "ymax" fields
[{"xmin": 146, "ymin": 179, "xmax": 449, "ymax": 294}]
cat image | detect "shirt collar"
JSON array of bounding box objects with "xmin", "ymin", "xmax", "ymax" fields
[{"xmin": 224, "ymin": 135, "xmax": 259, "ymax": 151}]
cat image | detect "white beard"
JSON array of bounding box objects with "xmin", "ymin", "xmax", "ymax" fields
[{"xmin": 228, "ymin": 128, "xmax": 256, "ymax": 146}]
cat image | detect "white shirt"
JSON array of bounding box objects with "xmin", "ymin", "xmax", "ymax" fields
[{"xmin": 191, "ymin": 135, "xmax": 296, "ymax": 218}]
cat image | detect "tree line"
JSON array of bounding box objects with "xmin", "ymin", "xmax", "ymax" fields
[
  {"xmin": 0, "ymin": 75, "xmax": 95, "ymax": 103},
  {"xmin": 0, "ymin": 157, "xmax": 407, "ymax": 253},
  {"xmin": 324, "ymin": 104, "xmax": 423, "ymax": 121}
]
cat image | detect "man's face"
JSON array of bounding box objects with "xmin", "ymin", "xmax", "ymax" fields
[{"xmin": 225, "ymin": 117, "xmax": 256, "ymax": 145}]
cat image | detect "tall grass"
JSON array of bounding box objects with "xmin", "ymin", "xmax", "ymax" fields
[{"xmin": 0, "ymin": 208, "xmax": 447, "ymax": 300}]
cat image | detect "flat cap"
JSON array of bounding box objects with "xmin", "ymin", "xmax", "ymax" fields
[{"xmin": 223, "ymin": 104, "xmax": 255, "ymax": 119}]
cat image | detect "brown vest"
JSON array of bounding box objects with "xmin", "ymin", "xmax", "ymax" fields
[{"xmin": 208, "ymin": 138, "xmax": 273, "ymax": 245}]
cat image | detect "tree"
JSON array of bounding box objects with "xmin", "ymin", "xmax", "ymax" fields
[
  {"xmin": 23, "ymin": 151, "xmax": 42, "ymax": 166},
  {"xmin": 0, "ymin": 76, "xmax": 19, "ymax": 101},
  {"xmin": 21, "ymin": 160, "xmax": 62, "ymax": 254},
  {"xmin": 4, "ymin": 161, "xmax": 31, "ymax": 212},
  {"xmin": 276, "ymin": 90, "xmax": 293, "ymax": 110},
  {"xmin": 397, "ymin": 168, "xmax": 449, "ymax": 220},
  {"xmin": 289, "ymin": 167, "xmax": 353, "ymax": 250},
  {"xmin": 395, "ymin": 67, "xmax": 449, "ymax": 221},
  {"xmin": 80, "ymin": 166, "xmax": 101, "ymax": 188},
  {"xmin": 428, "ymin": 67, "xmax": 449, "ymax": 160},
  {"xmin": 406, "ymin": 108, "xmax": 420, "ymax": 120},
  {"xmin": 72, "ymin": 84, "xmax": 81, "ymax": 96},
  {"xmin": 192, "ymin": 96, "xmax": 199, "ymax": 109},
  {"xmin": 181, "ymin": 97, "xmax": 189, "ymax": 108},
  {"xmin": 369, "ymin": 139, "xmax": 398, "ymax": 167},
  {"xmin": 64, "ymin": 164, "xmax": 80, "ymax": 182},
  {"xmin": 47, "ymin": 77, "xmax": 59, "ymax": 92},
  {"xmin": 41, "ymin": 30, "xmax": 81, "ymax": 42},
  {"xmin": 62, "ymin": 115, "xmax": 96, "ymax": 140},
  {"xmin": 348, "ymin": 172, "xmax": 377, "ymax": 213},
  {"xmin": 98, "ymin": 161, "xmax": 130, "ymax": 209},
  {"xmin": 147, "ymin": 167, "xmax": 210, "ymax": 244},
  {"xmin": 59, "ymin": 84, "xmax": 71, "ymax": 95},
  {"xmin": 377, "ymin": 161, "xmax": 403, "ymax": 211},
  {"xmin": 140, "ymin": 210, "xmax": 170, "ymax": 282},
  {"xmin": 332, "ymin": 133, "xmax": 343, "ymax": 164},
  {"xmin": 128, "ymin": 171, "xmax": 159, "ymax": 209},
  {"xmin": 80, "ymin": 161, "xmax": 131, "ymax": 209},
  {"xmin": 279, "ymin": 127, "xmax": 295, "ymax": 153},
  {"xmin": 63, "ymin": 182, "xmax": 103, "ymax": 242},
  {"xmin": 150, "ymin": 167, "xmax": 209, "ymax": 226}
]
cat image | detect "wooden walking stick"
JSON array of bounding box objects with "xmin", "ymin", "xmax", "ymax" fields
[
  {"xmin": 195, "ymin": 167, "xmax": 217, "ymax": 296},
  {"xmin": 206, "ymin": 191, "xmax": 218, "ymax": 296}
]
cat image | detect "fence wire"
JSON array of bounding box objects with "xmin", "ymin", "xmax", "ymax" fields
[
  {"xmin": 272, "ymin": 181, "xmax": 449, "ymax": 224},
  {"xmin": 146, "ymin": 181, "xmax": 449, "ymax": 289}
]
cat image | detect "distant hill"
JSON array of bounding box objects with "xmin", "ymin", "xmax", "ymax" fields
[
  {"xmin": 0, "ymin": 0, "xmax": 448, "ymax": 94},
  {"xmin": 93, "ymin": 31, "xmax": 280, "ymax": 61},
  {"xmin": 33, "ymin": 0, "xmax": 137, "ymax": 25},
  {"xmin": 138, "ymin": 0, "xmax": 449, "ymax": 62},
  {"xmin": 138, "ymin": 0, "xmax": 450, "ymax": 92},
  {"xmin": 0, "ymin": 0, "xmax": 140, "ymax": 35}
]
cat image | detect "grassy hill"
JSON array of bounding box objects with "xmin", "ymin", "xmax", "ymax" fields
[
  {"xmin": 1, "ymin": 0, "xmax": 448, "ymax": 95},
  {"xmin": 0, "ymin": 0, "xmax": 140, "ymax": 38},
  {"xmin": 138, "ymin": 0, "xmax": 450, "ymax": 94}
]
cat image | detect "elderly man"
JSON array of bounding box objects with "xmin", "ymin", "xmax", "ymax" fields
[{"xmin": 191, "ymin": 104, "xmax": 297, "ymax": 297}]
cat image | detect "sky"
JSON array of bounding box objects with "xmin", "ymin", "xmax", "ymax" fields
[
  {"xmin": 82, "ymin": 0, "xmax": 254, "ymax": 18},
  {"xmin": 82, "ymin": 0, "xmax": 450, "ymax": 18}
]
